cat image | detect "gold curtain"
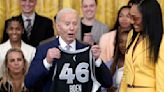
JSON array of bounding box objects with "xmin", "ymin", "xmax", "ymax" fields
[
  {"xmin": 0, "ymin": 0, "xmax": 164, "ymax": 42},
  {"xmin": 0, "ymin": 0, "xmax": 6, "ymax": 41}
]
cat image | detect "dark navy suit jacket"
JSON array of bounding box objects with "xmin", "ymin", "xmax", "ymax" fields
[
  {"xmin": 1, "ymin": 13, "xmax": 54, "ymax": 47},
  {"xmin": 25, "ymin": 38, "xmax": 112, "ymax": 92}
]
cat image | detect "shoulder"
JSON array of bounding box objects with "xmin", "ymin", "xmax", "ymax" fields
[
  {"xmin": 39, "ymin": 36, "xmax": 56, "ymax": 45},
  {"xmin": 35, "ymin": 13, "xmax": 52, "ymax": 23},
  {"xmin": 100, "ymin": 30, "xmax": 116, "ymax": 39},
  {"xmin": 33, "ymin": 38, "xmax": 59, "ymax": 56},
  {"xmin": 0, "ymin": 43, "xmax": 5, "ymax": 48},
  {"xmin": 108, "ymin": 30, "xmax": 117, "ymax": 36},
  {"xmin": 94, "ymin": 19, "xmax": 109, "ymax": 29},
  {"xmin": 0, "ymin": 42, "xmax": 9, "ymax": 61},
  {"xmin": 0, "ymin": 41, "xmax": 9, "ymax": 49},
  {"xmin": 38, "ymin": 37, "xmax": 59, "ymax": 49},
  {"xmin": 76, "ymin": 40, "xmax": 89, "ymax": 49}
]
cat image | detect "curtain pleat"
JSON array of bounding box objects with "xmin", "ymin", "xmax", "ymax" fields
[{"xmin": 0, "ymin": 0, "xmax": 5, "ymax": 42}]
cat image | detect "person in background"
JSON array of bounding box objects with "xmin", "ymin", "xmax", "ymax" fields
[
  {"xmin": 120, "ymin": 0, "xmax": 164, "ymax": 92},
  {"xmin": 108, "ymin": 31, "xmax": 129, "ymax": 92},
  {"xmin": 25, "ymin": 8, "xmax": 112, "ymax": 92},
  {"xmin": 76, "ymin": 0, "xmax": 109, "ymax": 45},
  {"xmin": 99, "ymin": 6, "xmax": 132, "ymax": 67},
  {"xmin": 0, "ymin": 17, "xmax": 36, "ymax": 77},
  {"xmin": 2, "ymin": 0, "xmax": 54, "ymax": 47},
  {"xmin": 0, "ymin": 48, "xmax": 29, "ymax": 92}
]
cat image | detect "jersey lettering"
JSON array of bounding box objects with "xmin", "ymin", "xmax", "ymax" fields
[
  {"xmin": 59, "ymin": 62, "xmax": 89, "ymax": 84},
  {"xmin": 69, "ymin": 84, "xmax": 82, "ymax": 92}
]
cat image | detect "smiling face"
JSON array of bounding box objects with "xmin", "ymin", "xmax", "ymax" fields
[
  {"xmin": 82, "ymin": 0, "xmax": 97, "ymax": 20},
  {"xmin": 7, "ymin": 51, "xmax": 25, "ymax": 75},
  {"xmin": 20, "ymin": 0, "xmax": 36, "ymax": 15},
  {"xmin": 130, "ymin": 5, "xmax": 143, "ymax": 32},
  {"xmin": 7, "ymin": 21, "xmax": 24, "ymax": 43},
  {"xmin": 119, "ymin": 8, "xmax": 131, "ymax": 29},
  {"xmin": 56, "ymin": 12, "xmax": 79, "ymax": 44}
]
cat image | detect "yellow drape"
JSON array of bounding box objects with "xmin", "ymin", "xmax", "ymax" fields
[
  {"xmin": 0, "ymin": 0, "xmax": 5, "ymax": 41},
  {"xmin": 0, "ymin": 0, "xmax": 164, "ymax": 42}
]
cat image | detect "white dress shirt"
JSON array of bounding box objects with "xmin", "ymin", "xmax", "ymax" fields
[
  {"xmin": 22, "ymin": 13, "xmax": 35, "ymax": 28},
  {"xmin": 59, "ymin": 36, "xmax": 76, "ymax": 51}
]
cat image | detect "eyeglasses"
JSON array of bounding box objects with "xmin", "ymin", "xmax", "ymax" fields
[{"xmin": 131, "ymin": 16, "xmax": 141, "ymax": 22}]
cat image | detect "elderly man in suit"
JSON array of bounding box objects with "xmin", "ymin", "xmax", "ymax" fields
[
  {"xmin": 2, "ymin": 0, "xmax": 54, "ymax": 47},
  {"xmin": 25, "ymin": 8, "xmax": 112, "ymax": 92}
]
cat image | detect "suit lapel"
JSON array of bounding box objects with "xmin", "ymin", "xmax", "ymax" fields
[
  {"xmin": 132, "ymin": 35, "xmax": 148, "ymax": 63},
  {"xmin": 125, "ymin": 34, "xmax": 137, "ymax": 73},
  {"xmin": 31, "ymin": 13, "xmax": 38, "ymax": 34},
  {"xmin": 18, "ymin": 14, "xmax": 29, "ymax": 42}
]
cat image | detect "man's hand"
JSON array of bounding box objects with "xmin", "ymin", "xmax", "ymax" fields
[
  {"xmin": 83, "ymin": 33, "xmax": 94, "ymax": 45},
  {"xmin": 46, "ymin": 47, "xmax": 61, "ymax": 64},
  {"xmin": 91, "ymin": 45, "xmax": 101, "ymax": 60}
]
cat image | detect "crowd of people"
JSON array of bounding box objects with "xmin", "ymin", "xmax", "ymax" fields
[{"xmin": 0, "ymin": 0, "xmax": 164, "ymax": 92}]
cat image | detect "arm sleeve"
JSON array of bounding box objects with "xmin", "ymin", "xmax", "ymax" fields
[
  {"xmin": 25, "ymin": 46, "xmax": 50, "ymax": 89},
  {"xmin": 43, "ymin": 58, "xmax": 52, "ymax": 70},
  {"xmin": 99, "ymin": 32, "xmax": 115, "ymax": 62},
  {"xmin": 95, "ymin": 61, "xmax": 113, "ymax": 88}
]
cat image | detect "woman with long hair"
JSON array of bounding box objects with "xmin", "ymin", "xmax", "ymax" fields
[
  {"xmin": 120, "ymin": 0, "xmax": 164, "ymax": 92},
  {"xmin": 0, "ymin": 17, "xmax": 36, "ymax": 77},
  {"xmin": 109, "ymin": 31, "xmax": 129, "ymax": 92},
  {"xmin": 99, "ymin": 5, "xmax": 132, "ymax": 92},
  {"xmin": 0, "ymin": 48, "xmax": 29, "ymax": 92},
  {"xmin": 99, "ymin": 5, "xmax": 132, "ymax": 66}
]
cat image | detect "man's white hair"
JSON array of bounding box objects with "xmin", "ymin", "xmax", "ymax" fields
[{"xmin": 56, "ymin": 8, "xmax": 79, "ymax": 23}]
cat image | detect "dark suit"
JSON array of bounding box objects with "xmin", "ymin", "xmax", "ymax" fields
[
  {"xmin": 25, "ymin": 38, "xmax": 112, "ymax": 92},
  {"xmin": 2, "ymin": 13, "xmax": 54, "ymax": 47}
]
